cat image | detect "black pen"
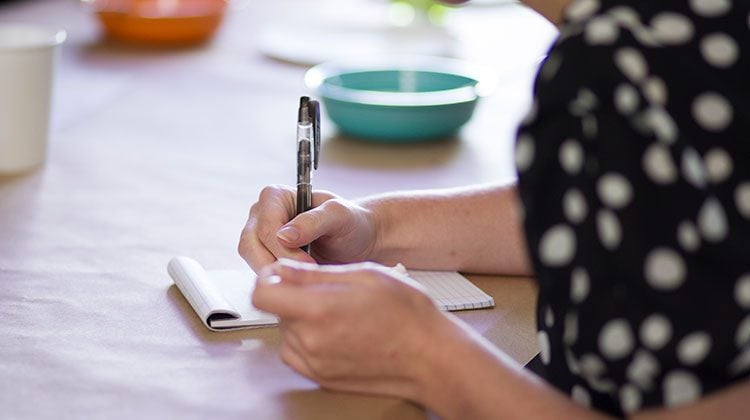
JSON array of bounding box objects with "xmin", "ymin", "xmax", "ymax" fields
[{"xmin": 296, "ymin": 96, "xmax": 320, "ymax": 254}]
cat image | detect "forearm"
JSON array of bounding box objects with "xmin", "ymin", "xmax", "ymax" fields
[
  {"xmin": 360, "ymin": 182, "xmax": 532, "ymax": 275},
  {"xmin": 417, "ymin": 315, "xmax": 750, "ymax": 420},
  {"xmin": 521, "ymin": 0, "xmax": 571, "ymax": 24},
  {"xmin": 417, "ymin": 315, "xmax": 609, "ymax": 420}
]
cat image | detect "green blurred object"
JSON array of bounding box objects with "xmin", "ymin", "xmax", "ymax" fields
[
  {"xmin": 305, "ymin": 56, "xmax": 493, "ymax": 142},
  {"xmin": 390, "ymin": 0, "xmax": 451, "ymax": 25}
]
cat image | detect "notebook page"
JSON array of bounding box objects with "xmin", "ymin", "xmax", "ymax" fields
[
  {"xmin": 168, "ymin": 257, "xmax": 239, "ymax": 323},
  {"xmin": 209, "ymin": 270, "xmax": 279, "ymax": 328},
  {"xmin": 408, "ymin": 270, "xmax": 495, "ymax": 311}
]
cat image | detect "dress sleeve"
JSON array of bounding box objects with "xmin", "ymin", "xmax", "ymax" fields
[{"xmin": 515, "ymin": 3, "xmax": 750, "ymax": 414}]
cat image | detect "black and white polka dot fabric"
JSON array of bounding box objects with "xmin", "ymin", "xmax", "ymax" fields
[{"xmin": 516, "ymin": 0, "xmax": 749, "ymax": 415}]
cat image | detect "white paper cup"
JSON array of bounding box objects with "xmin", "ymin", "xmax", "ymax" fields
[{"xmin": 0, "ymin": 23, "xmax": 66, "ymax": 174}]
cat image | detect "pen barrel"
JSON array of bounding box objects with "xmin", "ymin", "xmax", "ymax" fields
[
  {"xmin": 297, "ymin": 182, "xmax": 312, "ymax": 254},
  {"xmin": 297, "ymin": 133, "xmax": 312, "ymax": 215},
  {"xmin": 297, "ymin": 138, "xmax": 312, "ymax": 183},
  {"xmin": 297, "ymin": 123, "xmax": 313, "ymax": 146},
  {"xmin": 296, "ymin": 183, "xmax": 312, "ymax": 215}
]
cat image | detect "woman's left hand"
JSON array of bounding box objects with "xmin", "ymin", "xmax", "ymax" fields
[{"xmin": 252, "ymin": 259, "xmax": 451, "ymax": 400}]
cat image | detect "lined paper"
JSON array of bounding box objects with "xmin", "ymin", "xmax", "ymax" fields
[{"xmin": 408, "ymin": 270, "xmax": 495, "ymax": 311}]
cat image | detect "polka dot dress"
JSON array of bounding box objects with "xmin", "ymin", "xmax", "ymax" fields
[{"xmin": 516, "ymin": 0, "xmax": 750, "ymax": 415}]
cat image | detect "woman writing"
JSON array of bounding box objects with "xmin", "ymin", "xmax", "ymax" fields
[{"xmin": 239, "ymin": 0, "xmax": 749, "ymax": 417}]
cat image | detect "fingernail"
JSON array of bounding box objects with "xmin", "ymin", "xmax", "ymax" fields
[{"xmin": 276, "ymin": 226, "xmax": 300, "ymax": 242}]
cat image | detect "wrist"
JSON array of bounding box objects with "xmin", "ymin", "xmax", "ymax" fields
[
  {"xmin": 358, "ymin": 196, "xmax": 400, "ymax": 264},
  {"xmin": 410, "ymin": 313, "xmax": 483, "ymax": 416}
]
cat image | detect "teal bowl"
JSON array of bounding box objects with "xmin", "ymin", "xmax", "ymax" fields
[{"xmin": 304, "ymin": 56, "xmax": 494, "ymax": 142}]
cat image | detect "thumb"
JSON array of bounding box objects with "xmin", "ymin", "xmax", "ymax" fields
[{"xmin": 275, "ymin": 202, "xmax": 343, "ymax": 247}]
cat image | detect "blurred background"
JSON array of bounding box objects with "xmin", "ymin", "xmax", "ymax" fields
[
  {"xmin": 0, "ymin": 0, "xmax": 558, "ymax": 204},
  {"xmin": 0, "ymin": 0, "xmax": 556, "ymax": 138}
]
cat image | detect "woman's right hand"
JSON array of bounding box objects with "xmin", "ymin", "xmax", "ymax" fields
[{"xmin": 238, "ymin": 185, "xmax": 379, "ymax": 273}]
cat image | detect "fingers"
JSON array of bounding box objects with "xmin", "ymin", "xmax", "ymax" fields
[
  {"xmin": 242, "ymin": 215, "xmax": 315, "ymax": 273},
  {"xmin": 274, "ymin": 259, "xmax": 427, "ymax": 297},
  {"xmin": 252, "ymin": 259, "xmax": 385, "ymax": 319},
  {"xmin": 275, "ymin": 198, "xmax": 352, "ymax": 249},
  {"xmin": 238, "ymin": 222, "xmax": 277, "ymax": 271},
  {"xmin": 256, "ymin": 259, "xmax": 441, "ymax": 398},
  {"xmin": 252, "ymin": 263, "xmax": 344, "ymax": 319},
  {"xmin": 272, "ymin": 258, "xmax": 388, "ymax": 286},
  {"xmin": 279, "ymin": 324, "xmax": 315, "ymax": 379},
  {"xmin": 239, "ymin": 185, "xmax": 320, "ymax": 272},
  {"xmin": 312, "ymin": 190, "xmax": 337, "ymax": 207},
  {"xmin": 252, "ymin": 273, "xmax": 315, "ymax": 319},
  {"xmin": 279, "ymin": 325, "xmax": 418, "ymax": 399}
]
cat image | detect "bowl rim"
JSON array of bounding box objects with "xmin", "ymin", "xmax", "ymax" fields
[
  {"xmin": 84, "ymin": 0, "xmax": 229, "ymax": 19},
  {"xmin": 304, "ymin": 55, "xmax": 496, "ymax": 107}
]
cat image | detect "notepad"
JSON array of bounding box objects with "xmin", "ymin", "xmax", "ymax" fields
[{"xmin": 168, "ymin": 256, "xmax": 494, "ymax": 332}]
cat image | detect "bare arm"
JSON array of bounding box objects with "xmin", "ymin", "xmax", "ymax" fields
[
  {"xmin": 418, "ymin": 313, "xmax": 750, "ymax": 420},
  {"xmin": 440, "ymin": 0, "xmax": 572, "ymax": 24},
  {"xmin": 240, "ymin": 182, "xmax": 531, "ymax": 276},
  {"xmin": 362, "ymin": 182, "xmax": 532, "ymax": 275},
  {"xmin": 520, "ymin": 0, "xmax": 572, "ymax": 24},
  {"xmin": 254, "ymin": 260, "xmax": 750, "ymax": 420}
]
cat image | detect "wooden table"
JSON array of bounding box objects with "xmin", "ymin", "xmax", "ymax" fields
[{"xmin": 0, "ymin": 1, "xmax": 556, "ymax": 418}]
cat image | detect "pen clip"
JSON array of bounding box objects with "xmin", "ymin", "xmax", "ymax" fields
[{"xmin": 309, "ymin": 99, "xmax": 321, "ymax": 170}]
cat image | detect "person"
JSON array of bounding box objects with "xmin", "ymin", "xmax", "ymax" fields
[{"xmin": 238, "ymin": 0, "xmax": 750, "ymax": 417}]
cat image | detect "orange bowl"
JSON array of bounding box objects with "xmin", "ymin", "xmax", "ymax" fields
[{"xmin": 90, "ymin": 0, "xmax": 227, "ymax": 46}]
